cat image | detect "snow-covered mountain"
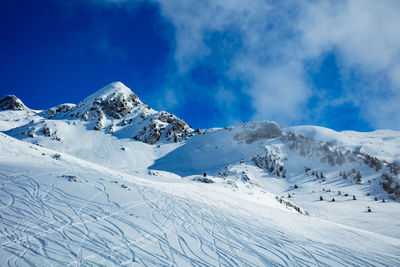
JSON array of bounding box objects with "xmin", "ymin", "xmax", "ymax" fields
[
  {"xmin": 1, "ymin": 82, "xmax": 400, "ymax": 266},
  {"xmin": 18, "ymin": 82, "xmax": 193, "ymax": 145}
]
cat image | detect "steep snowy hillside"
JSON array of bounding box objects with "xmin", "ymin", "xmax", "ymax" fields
[
  {"xmin": 1, "ymin": 133, "xmax": 399, "ymax": 266},
  {"xmin": 1, "ymin": 82, "xmax": 400, "ymax": 265}
]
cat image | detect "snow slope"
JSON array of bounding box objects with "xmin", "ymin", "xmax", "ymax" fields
[
  {"xmin": 1, "ymin": 133, "xmax": 399, "ymax": 266},
  {"xmin": 151, "ymin": 121, "xmax": 400, "ymax": 238}
]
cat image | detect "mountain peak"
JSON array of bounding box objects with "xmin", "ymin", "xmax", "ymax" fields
[
  {"xmin": 72, "ymin": 82, "xmax": 142, "ymax": 120},
  {"xmin": 36, "ymin": 81, "xmax": 193, "ymax": 144},
  {"xmin": 0, "ymin": 95, "xmax": 28, "ymax": 111},
  {"xmin": 83, "ymin": 81, "xmax": 138, "ymax": 103}
]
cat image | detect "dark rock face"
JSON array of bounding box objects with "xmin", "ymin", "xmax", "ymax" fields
[
  {"xmin": 47, "ymin": 104, "xmax": 74, "ymax": 119},
  {"xmin": 134, "ymin": 124, "xmax": 161, "ymax": 145},
  {"xmin": 99, "ymin": 93, "xmax": 140, "ymax": 119},
  {"xmin": 0, "ymin": 95, "xmax": 27, "ymax": 111},
  {"xmin": 133, "ymin": 112, "xmax": 192, "ymax": 145}
]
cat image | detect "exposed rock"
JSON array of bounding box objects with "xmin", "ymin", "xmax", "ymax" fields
[
  {"xmin": 193, "ymin": 177, "xmax": 215, "ymax": 183},
  {"xmin": 41, "ymin": 104, "xmax": 76, "ymax": 119},
  {"xmin": 101, "ymin": 92, "xmax": 140, "ymax": 119},
  {"xmin": 62, "ymin": 175, "xmax": 77, "ymax": 182},
  {"xmin": 133, "ymin": 112, "xmax": 192, "ymax": 144},
  {"xmin": 276, "ymin": 196, "xmax": 309, "ymax": 216},
  {"xmin": 0, "ymin": 95, "xmax": 28, "ymax": 111},
  {"xmin": 41, "ymin": 126, "xmax": 51, "ymax": 137},
  {"xmin": 134, "ymin": 124, "xmax": 162, "ymax": 145}
]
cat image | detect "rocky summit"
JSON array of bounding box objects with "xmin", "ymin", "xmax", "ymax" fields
[{"xmin": 0, "ymin": 95, "xmax": 28, "ymax": 111}]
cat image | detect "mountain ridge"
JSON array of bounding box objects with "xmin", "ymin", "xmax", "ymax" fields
[{"xmin": 5, "ymin": 82, "xmax": 193, "ymax": 144}]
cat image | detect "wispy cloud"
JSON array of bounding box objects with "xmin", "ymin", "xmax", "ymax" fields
[{"xmin": 84, "ymin": 0, "xmax": 400, "ymax": 130}]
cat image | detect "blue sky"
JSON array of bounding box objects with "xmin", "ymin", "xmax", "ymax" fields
[{"xmin": 1, "ymin": 0, "xmax": 400, "ymax": 131}]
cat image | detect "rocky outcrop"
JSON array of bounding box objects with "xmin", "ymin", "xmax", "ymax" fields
[
  {"xmin": 133, "ymin": 112, "xmax": 192, "ymax": 144},
  {"xmin": 42, "ymin": 104, "xmax": 75, "ymax": 119},
  {"xmin": 0, "ymin": 95, "xmax": 28, "ymax": 111},
  {"xmin": 97, "ymin": 92, "xmax": 140, "ymax": 119}
]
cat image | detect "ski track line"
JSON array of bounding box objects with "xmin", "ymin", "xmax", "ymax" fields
[
  {"xmin": 0, "ymin": 182, "xmax": 160, "ymax": 251},
  {"xmin": 1, "ymin": 166, "xmax": 400, "ymax": 266},
  {"xmin": 70, "ymin": 197, "xmax": 174, "ymax": 266}
]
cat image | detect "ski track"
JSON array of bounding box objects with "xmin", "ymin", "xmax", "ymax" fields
[{"xmin": 0, "ymin": 167, "xmax": 399, "ymax": 266}]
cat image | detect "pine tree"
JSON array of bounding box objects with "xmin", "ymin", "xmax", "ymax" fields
[{"xmin": 355, "ymin": 171, "xmax": 362, "ymax": 183}]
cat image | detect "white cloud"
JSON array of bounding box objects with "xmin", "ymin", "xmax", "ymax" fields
[
  {"xmin": 298, "ymin": 0, "xmax": 400, "ymax": 129},
  {"xmin": 154, "ymin": 0, "xmax": 310, "ymax": 125},
  {"xmin": 300, "ymin": 0, "xmax": 400, "ymax": 70},
  {"xmin": 235, "ymin": 61, "xmax": 310, "ymax": 124},
  {"xmin": 89, "ymin": 0, "xmax": 400, "ymax": 129}
]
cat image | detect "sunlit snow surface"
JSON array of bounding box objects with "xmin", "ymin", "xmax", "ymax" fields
[{"xmin": 1, "ymin": 133, "xmax": 399, "ymax": 266}]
